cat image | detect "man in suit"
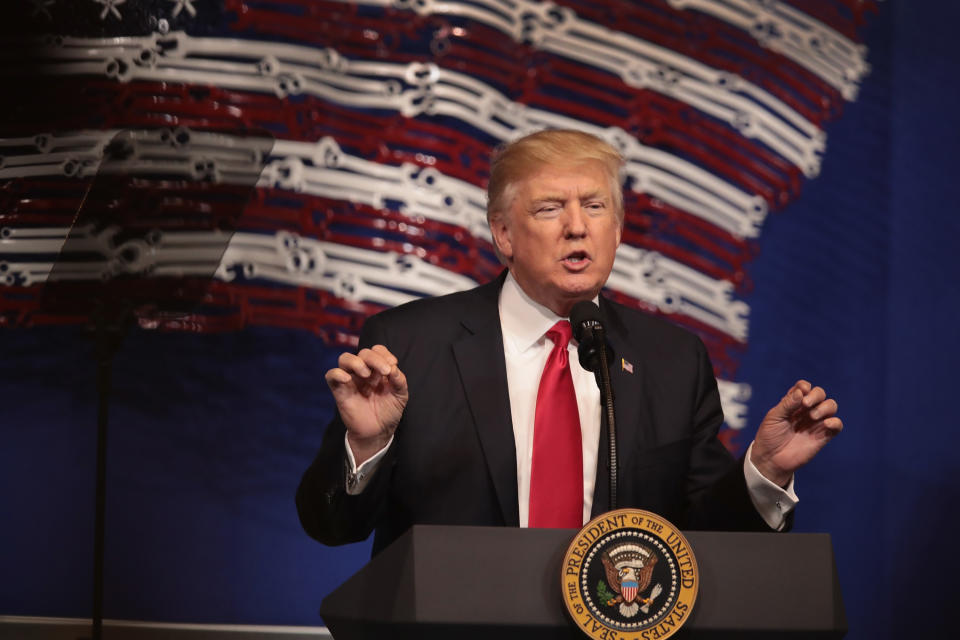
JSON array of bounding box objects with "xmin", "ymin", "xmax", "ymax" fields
[{"xmin": 297, "ymin": 130, "xmax": 842, "ymax": 555}]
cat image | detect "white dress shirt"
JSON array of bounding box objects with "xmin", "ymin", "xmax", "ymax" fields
[
  {"xmin": 499, "ymin": 272, "xmax": 601, "ymax": 526},
  {"xmin": 346, "ymin": 272, "xmax": 797, "ymax": 529}
]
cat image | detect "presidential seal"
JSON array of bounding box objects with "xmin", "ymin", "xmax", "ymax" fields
[{"xmin": 562, "ymin": 509, "xmax": 698, "ymax": 640}]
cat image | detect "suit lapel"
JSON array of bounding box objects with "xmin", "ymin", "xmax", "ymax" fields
[
  {"xmin": 449, "ymin": 282, "xmax": 650, "ymax": 523},
  {"xmin": 451, "ymin": 274, "xmax": 520, "ymax": 526},
  {"xmin": 591, "ymin": 297, "xmax": 647, "ymax": 516}
]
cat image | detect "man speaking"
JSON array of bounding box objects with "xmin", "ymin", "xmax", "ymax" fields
[{"xmin": 296, "ymin": 129, "xmax": 842, "ymax": 555}]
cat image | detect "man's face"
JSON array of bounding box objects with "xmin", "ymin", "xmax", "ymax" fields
[{"xmin": 491, "ymin": 160, "xmax": 622, "ymax": 316}]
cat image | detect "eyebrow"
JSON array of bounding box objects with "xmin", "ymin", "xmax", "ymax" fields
[
  {"xmin": 529, "ymin": 197, "xmax": 564, "ymax": 207},
  {"xmin": 529, "ymin": 191, "xmax": 608, "ymax": 206}
]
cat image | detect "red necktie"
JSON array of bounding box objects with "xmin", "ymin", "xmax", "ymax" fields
[{"xmin": 529, "ymin": 320, "xmax": 583, "ymax": 528}]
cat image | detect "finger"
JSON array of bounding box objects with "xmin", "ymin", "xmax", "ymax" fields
[
  {"xmin": 771, "ymin": 386, "xmax": 804, "ymax": 420},
  {"xmin": 387, "ymin": 365, "xmax": 408, "ymax": 393},
  {"xmin": 356, "ymin": 347, "xmax": 395, "ymax": 376},
  {"xmin": 326, "ymin": 363, "xmax": 383, "ymax": 398},
  {"xmin": 809, "ymin": 398, "xmax": 838, "ymax": 421},
  {"xmin": 338, "ymin": 352, "xmax": 372, "ymax": 378},
  {"xmin": 370, "ymin": 344, "xmax": 399, "ymax": 367},
  {"xmin": 325, "ymin": 367, "xmax": 352, "ymax": 386},
  {"xmin": 802, "ymin": 385, "xmax": 827, "ymax": 409},
  {"xmin": 356, "ymin": 369, "xmax": 384, "ymax": 397},
  {"xmin": 823, "ymin": 416, "xmax": 843, "ymax": 434},
  {"xmin": 799, "ymin": 414, "xmax": 843, "ymax": 435},
  {"xmin": 800, "ymin": 416, "xmax": 844, "ymax": 437},
  {"xmin": 333, "ymin": 352, "xmax": 392, "ymax": 400},
  {"xmin": 792, "ymin": 379, "xmax": 812, "ymax": 394}
]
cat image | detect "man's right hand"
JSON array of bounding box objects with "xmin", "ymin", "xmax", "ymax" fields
[{"xmin": 325, "ymin": 344, "xmax": 409, "ymax": 465}]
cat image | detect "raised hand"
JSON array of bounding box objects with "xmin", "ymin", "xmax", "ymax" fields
[
  {"xmin": 750, "ymin": 380, "xmax": 842, "ymax": 487},
  {"xmin": 325, "ymin": 344, "xmax": 408, "ymax": 465}
]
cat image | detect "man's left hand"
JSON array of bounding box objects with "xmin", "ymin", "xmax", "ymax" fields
[{"xmin": 750, "ymin": 380, "xmax": 843, "ymax": 487}]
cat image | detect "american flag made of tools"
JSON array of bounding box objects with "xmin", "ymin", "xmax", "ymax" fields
[{"xmin": 0, "ymin": 0, "xmax": 878, "ymax": 453}]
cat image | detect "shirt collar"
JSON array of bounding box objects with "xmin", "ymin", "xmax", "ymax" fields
[{"xmin": 498, "ymin": 271, "xmax": 598, "ymax": 353}]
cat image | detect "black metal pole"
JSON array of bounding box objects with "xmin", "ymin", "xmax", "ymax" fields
[
  {"xmin": 91, "ymin": 311, "xmax": 127, "ymax": 640},
  {"xmin": 92, "ymin": 338, "xmax": 111, "ymax": 640},
  {"xmin": 594, "ymin": 333, "xmax": 617, "ymax": 510}
]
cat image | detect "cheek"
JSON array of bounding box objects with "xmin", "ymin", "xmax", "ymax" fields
[{"xmin": 596, "ymin": 232, "xmax": 619, "ymax": 259}]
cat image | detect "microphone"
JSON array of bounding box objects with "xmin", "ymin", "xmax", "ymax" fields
[
  {"xmin": 570, "ymin": 301, "xmax": 606, "ymax": 372},
  {"xmin": 569, "ymin": 300, "xmax": 619, "ymax": 510}
]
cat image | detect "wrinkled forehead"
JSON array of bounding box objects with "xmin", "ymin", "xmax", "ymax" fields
[{"xmin": 503, "ymin": 159, "xmax": 619, "ymax": 207}]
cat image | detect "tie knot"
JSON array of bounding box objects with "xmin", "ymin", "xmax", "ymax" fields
[{"xmin": 547, "ymin": 320, "xmax": 573, "ymax": 348}]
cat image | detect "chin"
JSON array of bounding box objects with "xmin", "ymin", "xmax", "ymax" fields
[
  {"xmin": 557, "ymin": 285, "xmax": 602, "ymax": 304},
  {"xmin": 559, "ymin": 274, "xmax": 603, "ymax": 293}
]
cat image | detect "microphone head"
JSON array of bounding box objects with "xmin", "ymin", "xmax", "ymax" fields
[
  {"xmin": 570, "ymin": 301, "xmax": 606, "ymax": 372},
  {"xmin": 569, "ymin": 300, "xmax": 603, "ymax": 343}
]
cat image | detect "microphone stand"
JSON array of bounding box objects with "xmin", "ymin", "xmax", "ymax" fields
[
  {"xmin": 572, "ymin": 301, "xmax": 619, "ymax": 513},
  {"xmin": 39, "ymin": 128, "xmax": 273, "ymax": 640},
  {"xmin": 592, "ymin": 329, "xmax": 618, "ymax": 510},
  {"xmin": 90, "ymin": 306, "xmax": 131, "ymax": 640}
]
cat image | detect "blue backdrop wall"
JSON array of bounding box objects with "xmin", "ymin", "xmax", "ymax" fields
[{"xmin": 1, "ymin": 2, "xmax": 958, "ymax": 638}]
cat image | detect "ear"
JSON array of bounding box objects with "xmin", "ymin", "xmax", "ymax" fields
[{"xmin": 490, "ymin": 215, "xmax": 514, "ymax": 262}]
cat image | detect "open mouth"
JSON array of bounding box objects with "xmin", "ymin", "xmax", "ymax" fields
[{"xmin": 562, "ymin": 251, "xmax": 590, "ymax": 268}]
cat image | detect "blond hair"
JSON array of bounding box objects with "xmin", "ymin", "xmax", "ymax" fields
[{"xmin": 486, "ymin": 129, "xmax": 625, "ymax": 226}]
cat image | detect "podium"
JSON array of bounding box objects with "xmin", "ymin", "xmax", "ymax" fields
[{"xmin": 319, "ymin": 525, "xmax": 846, "ymax": 639}]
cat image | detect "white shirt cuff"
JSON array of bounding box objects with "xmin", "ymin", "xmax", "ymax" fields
[
  {"xmin": 743, "ymin": 441, "xmax": 798, "ymax": 531},
  {"xmin": 344, "ymin": 433, "xmax": 394, "ymax": 495}
]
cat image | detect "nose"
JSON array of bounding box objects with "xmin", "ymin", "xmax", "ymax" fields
[{"xmin": 564, "ymin": 203, "xmax": 588, "ymax": 238}]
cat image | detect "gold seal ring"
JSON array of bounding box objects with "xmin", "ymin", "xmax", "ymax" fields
[{"xmin": 561, "ymin": 509, "xmax": 699, "ymax": 640}]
